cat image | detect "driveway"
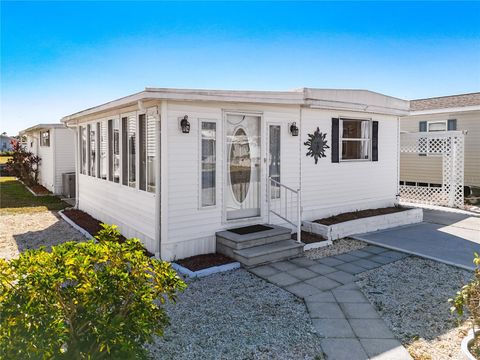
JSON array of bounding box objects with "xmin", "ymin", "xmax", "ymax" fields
[{"xmin": 353, "ymin": 208, "xmax": 480, "ymax": 270}]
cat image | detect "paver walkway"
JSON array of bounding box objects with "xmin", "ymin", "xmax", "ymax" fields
[{"xmin": 249, "ymin": 245, "xmax": 413, "ymax": 360}]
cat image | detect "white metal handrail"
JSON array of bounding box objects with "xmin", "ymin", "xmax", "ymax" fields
[{"xmin": 267, "ymin": 177, "xmax": 302, "ymax": 244}]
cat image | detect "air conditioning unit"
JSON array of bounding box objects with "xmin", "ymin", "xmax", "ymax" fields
[{"xmin": 62, "ymin": 172, "xmax": 76, "ymax": 198}]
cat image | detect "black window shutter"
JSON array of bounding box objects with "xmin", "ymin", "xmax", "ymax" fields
[
  {"xmin": 419, "ymin": 121, "xmax": 427, "ymax": 132},
  {"xmin": 448, "ymin": 119, "xmax": 457, "ymax": 130},
  {"xmin": 331, "ymin": 118, "xmax": 339, "ymax": 163},
  {"xmin": 372, "ymin": 121, "xmax": 379, "ymax": 162}
]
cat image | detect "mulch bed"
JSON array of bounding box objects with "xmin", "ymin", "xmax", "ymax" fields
[
  {"xmin": 29, "ymin": 184, "xmax": 51, "ymax": 195},
  {"xmin": 62, "ymin": 209, "xmax": 154, "ymax": 257},
  {"xmin": 315, "ymin": 206, "xmax": 407, "ymax": 226},
  {"xmin": 176, "ymin": 253, "xmax": 236, "ymax": 272},
  {"xmin": 292, "ymin": 231, "xmax": 327, "ymax": 244}
]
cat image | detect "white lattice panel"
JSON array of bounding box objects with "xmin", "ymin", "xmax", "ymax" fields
[{"xmin": 400, "ymin": 131, "xmax": 465, "ymax": 208}]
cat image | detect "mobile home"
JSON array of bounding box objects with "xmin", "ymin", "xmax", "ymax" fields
[
  {"xmin": 61, "ymin": 88, "xmax": 409, "ymax": 261},
  {"xmin": 401, "ymin": 92, "xmax": 480, "ymax": 196},
  {"xmin": 19, "ymin": 124, "xmax": 75, "ymax": 195}
]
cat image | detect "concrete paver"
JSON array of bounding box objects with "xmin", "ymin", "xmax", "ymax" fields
[
  {"xmin": 249, "ymin": 246, "xmax": 413, "ymax": 359},
  {"xmin": 360, "ymin": 339, "xmax": 412, "ymax": 360},
  {"xmin": 320, "ymin": 338, "xmax": 369, "ymax": 360}
]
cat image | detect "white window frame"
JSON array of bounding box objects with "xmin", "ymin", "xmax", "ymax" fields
[
  {"xmin": 339, "ymin": 117, "xmax": 372, "ymax": 162},
  {"xmin": 427, "ymin": 120, "xmax": 447, "ymax": 132},
  {"xmin": 40, "ymin": 130, "xmax": 50, "ymax": 147},
  {"xmin": 198, "ymin": 118, "xmax": 218, "ymax": 209},
  {"xmin": 267, "ymin": 122, "xmax": 282, "ymax": 199}
]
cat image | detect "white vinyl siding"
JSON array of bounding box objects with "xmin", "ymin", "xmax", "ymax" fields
[
  {"xmin": 301, "ymin": 108, "xmax": 398, "ymax": 222},
  {"xmin": 162, "ymin": 101, "xmax": 301, "ymax": 261}
]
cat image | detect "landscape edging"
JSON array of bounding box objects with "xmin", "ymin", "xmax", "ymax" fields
[
  {"xmin": 58, "ymin": 209, "xmax": 94, "ymax": 240},
  {"xmin": 171, "ymin": 261, "xmax": 241, "ymax": 278}
]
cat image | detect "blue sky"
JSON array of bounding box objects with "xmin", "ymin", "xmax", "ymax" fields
[{"xmin": 1, "ymin": 1, "xmax": 479, "ymax": 135}]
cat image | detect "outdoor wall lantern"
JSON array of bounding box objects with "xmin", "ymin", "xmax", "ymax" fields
[
  {"xmin": 180, "ymin": 115, "xmax": 190, "ymax": 134},
  {"xmin": 290, "ymin": 122, "xmax": 299, "ymax": 136}
]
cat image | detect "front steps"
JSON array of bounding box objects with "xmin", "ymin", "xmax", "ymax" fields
[{"xmin": 216, "ymin": 224, "xmax": 304, "ymax": 267}]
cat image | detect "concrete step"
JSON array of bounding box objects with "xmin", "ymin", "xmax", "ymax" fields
[
  {"xmin": 216, "ymin": 224, "xmax": 292, "ymax": 250},
  {"xmin": 232, "ymin": 240, "xmax": 304, "ymax": 267}
]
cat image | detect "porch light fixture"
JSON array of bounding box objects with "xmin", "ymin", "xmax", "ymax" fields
[
  {"xmin": 290, "ymin": 122, "xmax": 299, "ymax": 136},
  {"xmin": 180, "ymin": 115, "xmax": 190, "ymax": 134}
]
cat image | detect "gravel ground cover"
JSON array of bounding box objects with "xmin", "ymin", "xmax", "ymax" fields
[
  {"xmin": 356, "ymin": 256, "xmax": 472, "ymax": 360},
  {"xmin": 0, "ymin": 211, "xmax": 85, "ymax": 260},
  {"xmin": 148, "ymin": 269, "xmax": 324, "ymax": 360},
  {"xmin": 305, "ymin": 238, "xmax": 367, "ymax": 259}
]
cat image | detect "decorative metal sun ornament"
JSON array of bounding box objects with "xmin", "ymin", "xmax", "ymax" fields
[{"xmin": 304, "ymin": 127, "xmax": 329, "ymax": 164}]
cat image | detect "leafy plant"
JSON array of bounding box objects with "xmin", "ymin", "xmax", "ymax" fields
[
  {"xmin": 0, "ymin": 224, "xmax": 186, "ymax": 359},
  {"xmin": 450, "ymin": 252, "xmax": 480, "ymax": 356},
  {"xmin": 5, "ymin": 140, "xmax": 42, "ymax": 186}
]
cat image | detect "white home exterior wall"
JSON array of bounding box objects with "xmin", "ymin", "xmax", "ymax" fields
[
  {"xmin": 21, "ymin": 126, "xmax": 75, "ymax": 194},
  {"xmin": 161, "ymin": 101, "xmax": 302, "ymax": 260},
  {"xmin": 71, "ymin": 105, "xmax": 160, "ymax": 254},
  {"xmin": 53, "ymin": 128, "xmax": 76, "ymax": 194},
  {"xmin": 300, "ymin": 108, "xmax": 400, "ymax": 221}
]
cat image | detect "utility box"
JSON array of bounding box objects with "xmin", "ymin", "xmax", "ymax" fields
[{"xmin": 62, "ymin": 172, "xmax": 76, "ymax": 198}]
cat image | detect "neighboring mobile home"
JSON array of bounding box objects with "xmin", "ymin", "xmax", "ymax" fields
[
  {"xmin": 61, "ymin": 88, "xmax": 409, "ymax": 261},
  {"xmin": 401, "ymin": 92, "xmax": 480, "ymax": 196},
  {"xmin": 0, "ymin": 134, "xmax": 13, "ymax": 152},
  {"xmin": 19, "ymin": 124, "xmax": 75, "ymax": 195}
]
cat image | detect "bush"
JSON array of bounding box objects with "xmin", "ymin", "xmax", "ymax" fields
[
  {"xmin": 0, "ymin": 224, "xmax": 186, "ymax": 359},
  {"xmin": 450, "ymin": 252, "xmax": 480, "ymax": 356},
  {"xmin": 5, "ymin": 139, "xmax": 41, "ymax": 185}
]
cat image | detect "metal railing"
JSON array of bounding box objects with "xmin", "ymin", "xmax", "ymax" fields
[{"xmin": 267, "ymin": 177, "xmax": 302, "ymax": 243}]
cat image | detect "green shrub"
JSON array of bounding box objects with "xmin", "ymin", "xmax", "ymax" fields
[
  {"xmin": 0, "ymin": 224, "xmax": 186, "ymax": 359},
  {"xmin": 450, "ymin": 252, "xmax": 480, "ymax": 356}
]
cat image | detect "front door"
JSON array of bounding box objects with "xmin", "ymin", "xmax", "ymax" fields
[{"xmin": 225, "ymin": 113, "xmax": 261, "ymax": 220}]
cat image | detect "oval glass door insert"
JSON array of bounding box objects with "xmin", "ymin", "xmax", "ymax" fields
[{"xmin": 229, "ymin": 128, "xmax": 251, "ymax": 203}]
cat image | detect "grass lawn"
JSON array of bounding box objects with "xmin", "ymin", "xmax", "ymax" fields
[
  {"xmin": 0, "ymin": 177, "xmax": 69, "ymax": 215},
  {"xmin": 0, "ymin": 156, "xmax": 12, "ymax": 164}
]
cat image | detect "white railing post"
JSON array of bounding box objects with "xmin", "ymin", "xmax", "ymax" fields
[
  {"xmin": 267, "ymin": 177, "xmax": 271, "ymax": 224},
  {"xmin": 297, "ymin": 188, "xmax": 302, "ymax": 244}
]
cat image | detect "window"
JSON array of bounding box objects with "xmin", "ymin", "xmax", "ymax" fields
[
  {"xmin": 340, "ymin": 118, "xmax": 371, "ymax": 160},
  {"xmin": 108, "ymin": 119, "xmax": 120, "ymax": 183},
  {"xmin": 121, "ymin": 117, "xmax": 128, "ymax": 186},
  {"xmin": 40, "ymin": 130, "xmax": 50, "ymax": 147},
  {"xmin": 146, "ymin": 112, "xmax": 156, "ymax": 193},
  {"xmin": 428, "ymin": 121, "xmax": 446, "ymax": 132},
  {"xmin": 200, "ymin": 121, "xmax": 216, "ymax": 207},
  {"xmin": 89, "ymin": 124, "xmax": 96, "ymax": 177},
  {"xmin": 99, "ymin": 122, "xmax": 107, "ymax": 179},
  {"xmin": 268, "ymin": 125, "xmax": 281, "ymax": 199},
  {"xmin": 138, "ymin": 114, "xmax": 146, "ymax": 191},
  {"xmin": 80, "ymin": 126, "xmax": 87, "ymax": 175}
]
